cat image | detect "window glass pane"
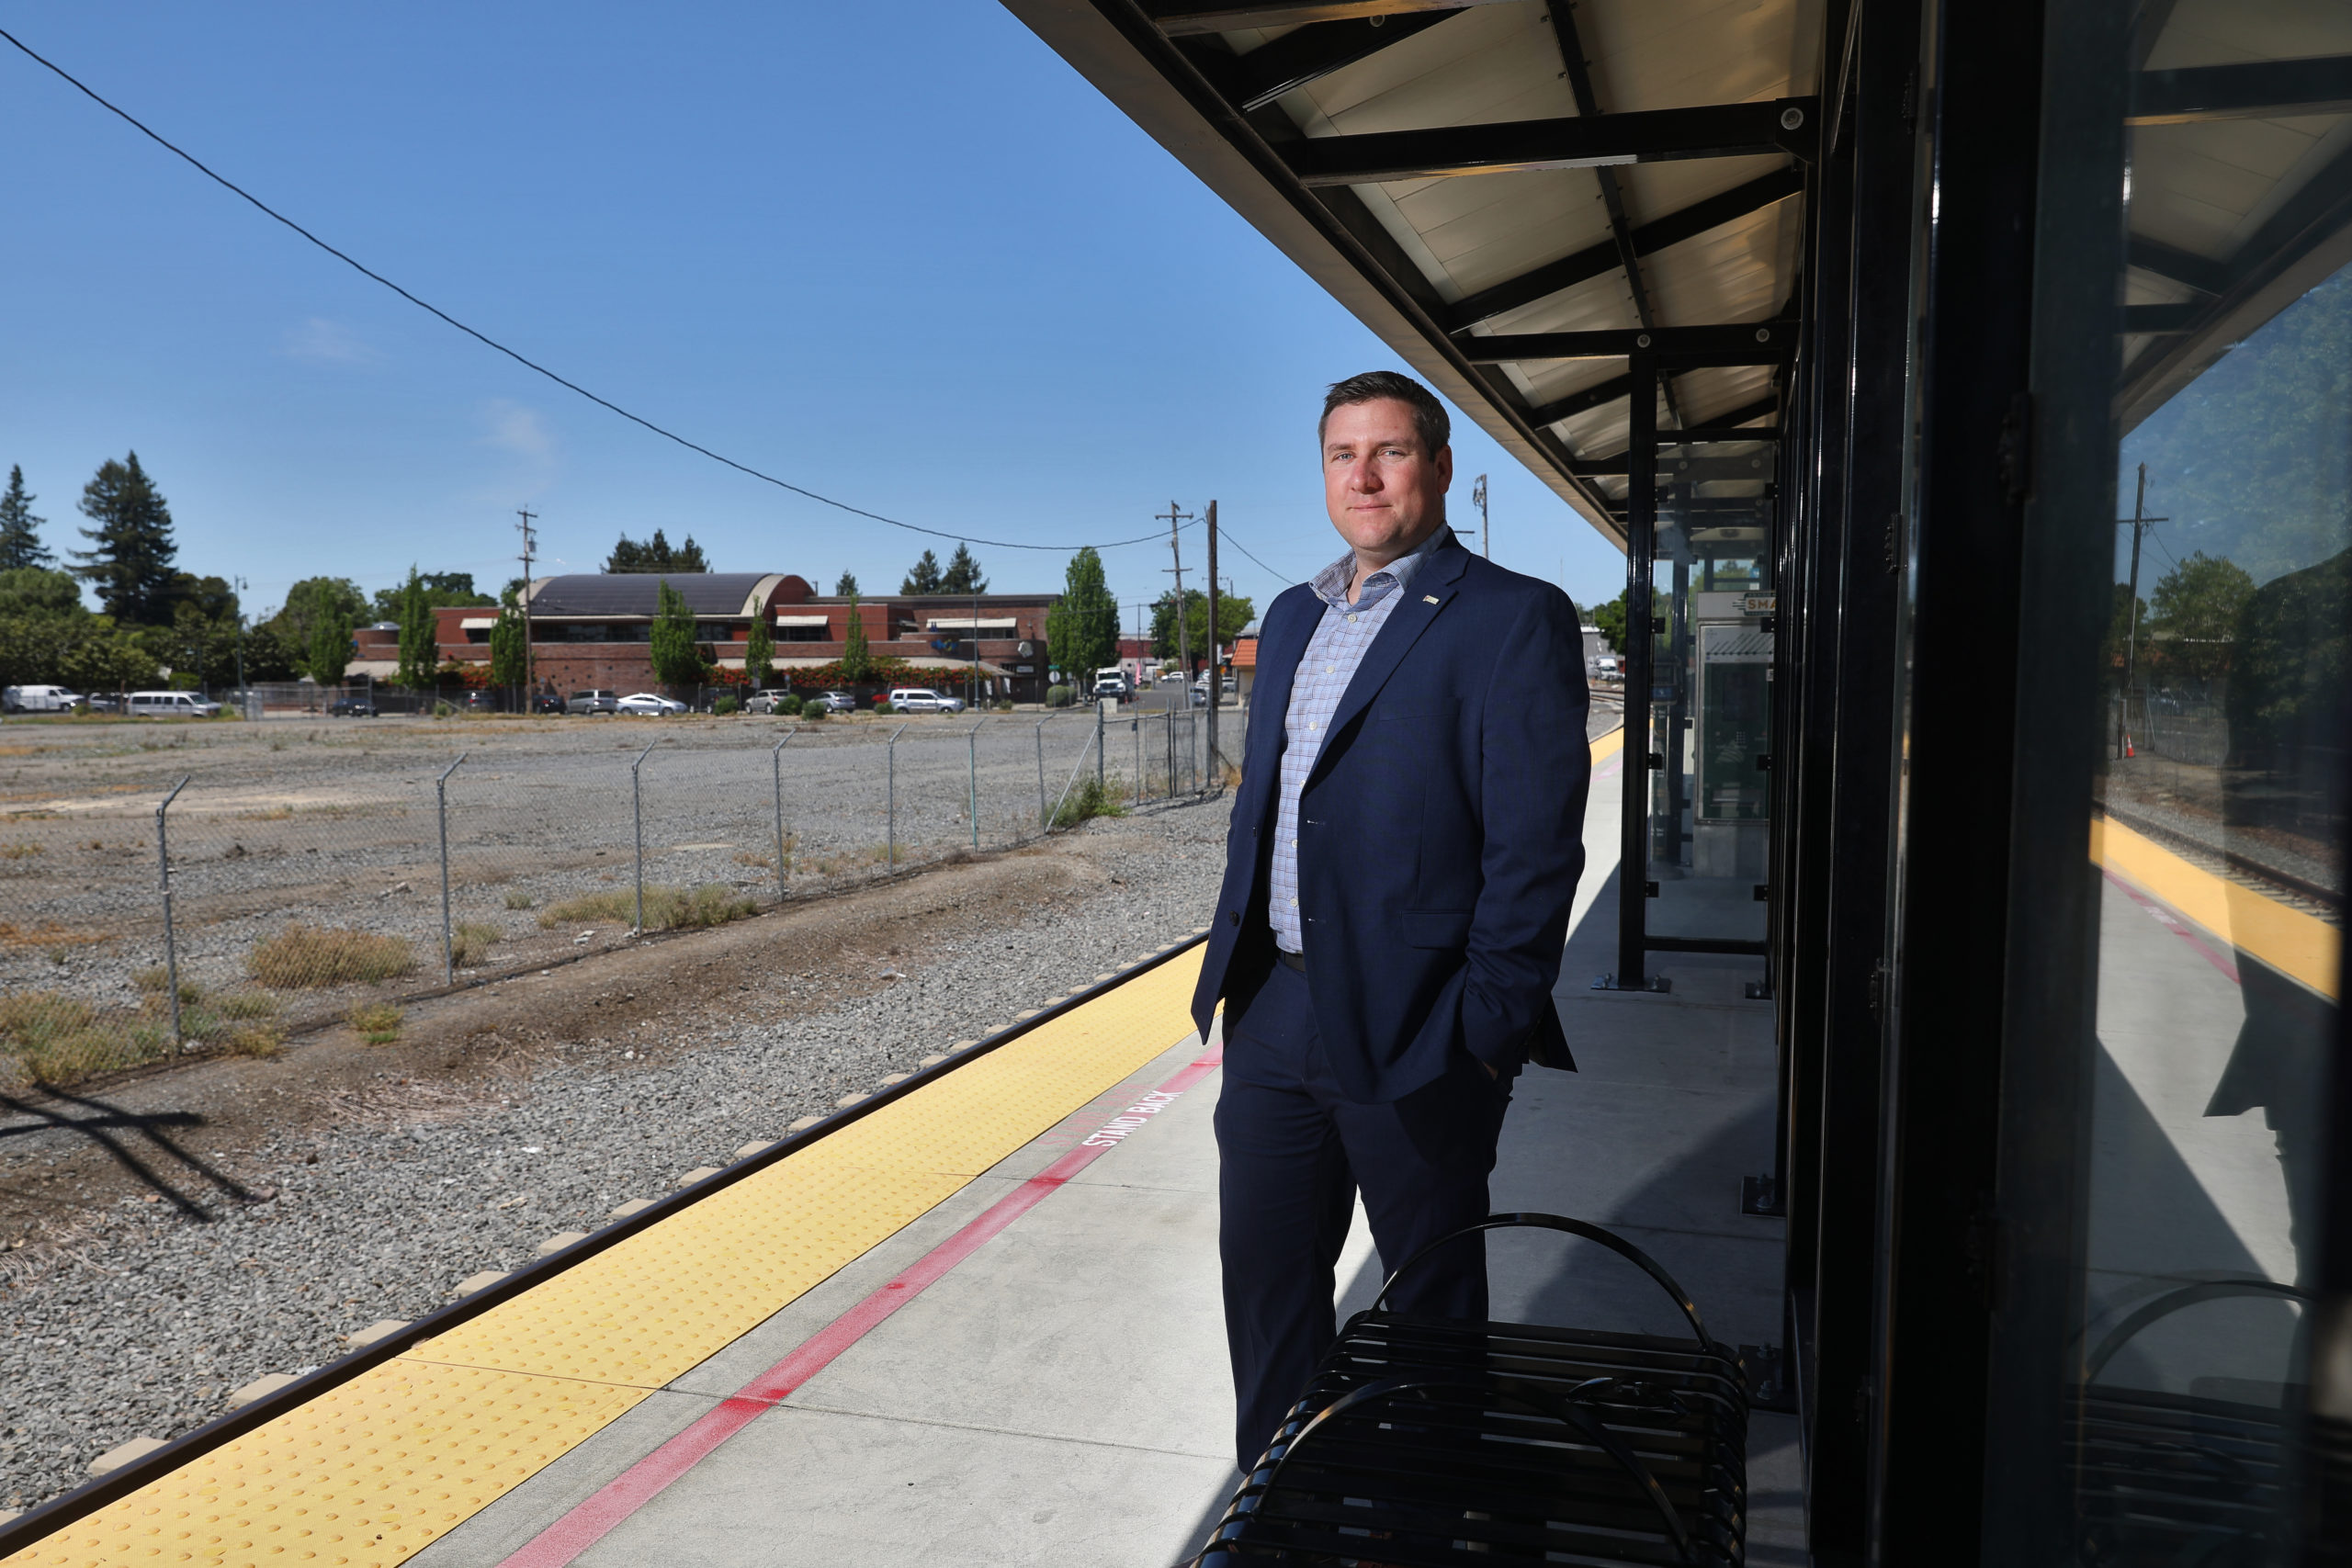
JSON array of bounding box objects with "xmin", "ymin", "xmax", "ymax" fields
[{"xmin": 2065, "ymin": 13, "xmax": 2350, "ymax": 1549}]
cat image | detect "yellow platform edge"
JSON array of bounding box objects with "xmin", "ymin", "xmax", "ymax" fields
[{"xmin": 8, "ymin": 949, "xmax": 1205, "ymax": 1568}]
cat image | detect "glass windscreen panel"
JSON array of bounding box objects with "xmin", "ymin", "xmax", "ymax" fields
[
  {"xmin": 2054, "ymin": 8, "xmax": 2348, "ymax": 1553},
  {"xmin": 1644, "ymin": 444, "xmax": 1773, "ymax": 953}
]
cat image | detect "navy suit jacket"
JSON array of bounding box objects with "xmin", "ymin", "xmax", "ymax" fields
[{"xmin": 1190, "ymin": 533, "xmax": 1592, "ymax": 1103}]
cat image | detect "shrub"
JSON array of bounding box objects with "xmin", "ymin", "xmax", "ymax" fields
[
  {"xmin": 223, "ymin": 1024, "xmax": 284, "ymax": 1058},
  {"xmin": 1045, "ymin": 686, "xmax": 1074, "ymax": 708},
  {"xmin": 1051, "ymin": 774, "xmax": 1128, "ymax": 829},
  {"xmin": 348, "ymin": 1002, "xmax": 402, "ymax": 1043},
  {"xmin": 799, "ymin": 704, "xmax": 826, "ymax": 722},
  {"xmin": 775, "ymin": 694, "xmax": 803, "ymax": 716},
  {"xmin": 713, "ymin": 695, "xmax": 739, "ymax": 716},
  {"xmin": 450, "ymin": 920, "xmax": 502, "ymax": 968},
  {"xmin": 0, "ymin": 993, "xmax": 172, "ymax": 1085},
  {"xmin": 503, "ymin": 889, "xmax": 536, "ymax": 910},
  {"xmin": 433, "ymin": 700, "xmax": 456, "ymax": 718},
  {"xmin": 992, "ymin": 699, "xmax": 1014, "ymax": 713},
  {"xmin": 219, "ymin": 991, "xmax": 280, "ymax": 1021},
  {"xmin": 873, "ymin": 700, "xmax": 894, "ymax": 715},
  {"xmin": 133, "ymin": 966, "xmax": 204, "ymax": 1006},
  {"xmin": 538, "ymin": 883, "xmax": 758, "ymax": 933},
  {"xmin": 247, "ymin": 923, "xmax": 417, "ymax": 987}
]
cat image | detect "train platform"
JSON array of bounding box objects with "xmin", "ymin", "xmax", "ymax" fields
[{"xmin": 2, "ymin": 728, "xmax": 1805, "ymax": 1566}]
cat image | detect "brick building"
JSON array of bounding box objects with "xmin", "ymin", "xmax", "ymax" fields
[{"xmin": 430, "ymin": 573, "xmax": 1060, "ymax": 702}]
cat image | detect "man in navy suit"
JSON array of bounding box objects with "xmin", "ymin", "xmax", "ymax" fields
[{"xmin": 1193, "ymin": 371, "xmax": 1591, "ymax": 1470}]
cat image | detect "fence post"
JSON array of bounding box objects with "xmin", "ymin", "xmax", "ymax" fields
[
  {"xmin": 1047, "ymin": 726, "xmax": 1100, "ymax": 829},
  {"xmin": 155, "ymin": 776, "xmax": 190, "ymax": 1045},
  {"xmin": 1134, "ymin": 714, "xmax": 1143, "ymax": 804},
  {"xmin": 968, "ymin": 719, "xmax": 983, "ymax": 851},
  {"xmin": 1035, "ymin": 718, "xmax": 1049, "ymax": 829},
  {"xmin": 1096, "ymin": 700, "xmax": 1105, "ymax": 794},
  {"xmin": 772, "ymin": 727, "xmax": 799, "ymax": 901},
  {"xmin": 887, "ymin": 724, "xmax": 908, "ymax": 866},
  {"xmin": 630, "ymin": 738, "xmax": 662, "ymax": 931},
  {"xmin": 435, "ymin": 751, "xmax": 469, "ymax": 984}
]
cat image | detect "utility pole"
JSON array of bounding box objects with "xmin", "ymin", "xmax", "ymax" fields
[
  {"xmin": 232, "ymin": 575, "xmax": 249, "ymax": 716},
  {"xmin": 1471, "ymin": 474, "xmax": 1491, "ymax": 558},
  {"xmin": 2115, "ymin": 463, "xmax": 2167, "ymax": 759},
  {"xmin": 1205, "ymin": 501, "xmax": 1220, "ymax": 774},
  {"xmin": 969, "ymin": 575, "xmax": 979, "ymax": 714},
  {"xmin": 1158, "ymin": 502, "xmax": 1195, "ymax": 704},
  {"xmin": 515, "ymin": 508, "xmax": 538, "ymax": 705}
]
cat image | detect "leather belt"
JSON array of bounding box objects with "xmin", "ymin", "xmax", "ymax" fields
[{"xmin": 1276, "ymin": 947, "xmax": 1306, "ymax": 973}]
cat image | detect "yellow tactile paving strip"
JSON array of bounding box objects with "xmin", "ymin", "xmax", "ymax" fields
[
  {"xmin": 9, "ymin": 948, "xmax": 1205, "ymax": 1568},
  {"xmin": 2093, "ymin": 815, "xmax": 2338, "ymax": 1000},
  {"xmin": 1590, "ymin": 727, "xmax": 1625, "ymax": 765}
]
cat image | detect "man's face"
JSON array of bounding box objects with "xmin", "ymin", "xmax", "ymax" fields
[{"xmin": 1321, "ymin": 398, "xmax": 1453, "ymax": 563}]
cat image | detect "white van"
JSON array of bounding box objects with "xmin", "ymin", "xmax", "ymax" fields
[
  {"xmin": 1, "ymin": 685, "xmax": 83, "ymax": 713},
  {"xmin": 1091, "ymin": 667, "xmax": 1132, "ymax": 698},
  {"xmin": 127, "ymin": 691, "xmax": 222, "ymax": 719}
]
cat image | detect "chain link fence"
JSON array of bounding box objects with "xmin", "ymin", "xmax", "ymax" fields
[{"xmin": 0, "ymin": 707, "xmax": 1231, "ymax": 1089}]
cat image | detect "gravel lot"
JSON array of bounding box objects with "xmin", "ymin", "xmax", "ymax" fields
[
  {"xmin": 0, "ymin": 709, "xmax": 1220, "ymax": 1059},
  {"xmin": 0, "ymin": 793, "xmax": 1230, "ymax": 1516}
]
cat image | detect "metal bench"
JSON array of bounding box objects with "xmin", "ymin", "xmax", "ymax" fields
[{"xmin": 1193, "ymin": 1213, "xmax": 1749, "ymax": 1566}]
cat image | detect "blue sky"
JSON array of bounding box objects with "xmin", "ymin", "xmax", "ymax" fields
[{"xmin": 0, "ymin": 2, "xmax": 1628, "ymax": 626}]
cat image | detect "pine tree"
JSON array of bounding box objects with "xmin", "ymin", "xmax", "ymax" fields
[
  {"xmin": 744, "ymin": 614, "xmax": 775, "ymax": 692},
  {"xmin": 901, "ymin": 550, "xmax": 944, "ymax": 594},
  {"xmin": 1046, "ymin": 547, "xmax": 1119, "ymax": 682},
  {"xmin": 605, "ymin": 528, "xmax": 710, "ymax": 573},
  {"xmin": 0, "ymin": 467, "xmax": 50, "ymax": 570},
  {"xmin": 389, "ymin": 567, "xmax": 437, "ymax": 688},
  {"xmin": 940, "ymin": 543, "xmax": 988, "ymax": 595},
  {"xmin": 834, "ymin": 570, "xmax": 860, "ymax": 595},
  {"xmin": 650, "ymin": 578, "xmax": 704, "ymax": 685},
  {"xmin": 841, "ymin": 592, "xmax": 873, "ymax": 682},
  {"xmin": 72, "ymin": 452, "xmax": 179, "ymax": 625}
]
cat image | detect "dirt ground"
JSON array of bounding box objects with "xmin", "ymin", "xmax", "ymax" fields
[{"xmin": 0, "ymin": 828, "xmax": 1134, "ymax": 1247}]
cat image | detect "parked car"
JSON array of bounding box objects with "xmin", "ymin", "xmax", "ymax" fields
[
  {"xmin": 84, "ymin": 693, "xmax": 123, "ymax": 714},
  {"xmin": 744, "ymin": 688, "xmax": 801, "ymax": 714},
  {"xmin": 2, "ymin": 684, "xmax": 84, "ymax": 713},
  {"xmin": 809, "ymin": 690, "xmax": 857, "ymax": 714},
  {"xmin": 887, "ymin": 687, "xmax": 966, "ymax": 714},
  {"xmin": 460, "ymin": 690, "xmax": 499, "ymax": 712},
  {"xmin": 1091, "ymin": 668, "xmax": 1132, "ymax": 699},
  {"xmin": 328, "ymin": 694, "xmax": 378, "ymax": 716},
  {"xmin": 616, "ymin": 692, "xmax": 686, "ymax": 716},
  {"xmin": 566, "ymin": 689, "xmax": 619, "ymax": 715},
  {"xmin": 127, "ymin": 691, "xmax": 221, "ymax": 718},
  {"xmin": 531, "ymin": 693, "xmax": 566, "ymax": 715}
]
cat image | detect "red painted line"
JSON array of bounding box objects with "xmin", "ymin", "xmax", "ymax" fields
[
  {"xmin": 496, "ymin": 1043, "xmax": 1226, "ymax": 1568},
  {"xmin": 2102, "ymin": 867, "xmax": 2240, "ymax": 984}
]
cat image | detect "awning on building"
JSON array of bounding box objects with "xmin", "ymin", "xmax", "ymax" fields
[
  {"xmin": 775, "ymin": 615, "xmax": 831, "ymax": 626},
  {"xmin": 458, "ymin": 617, "xmax": 497, "ymax": 630},
  {"xmin": 344, "ymin": 660, "xmax": 398, "ymax": 679},
  {"xmin": 924, "ymin": 617, "xmax": 1020, "ymax": 630}
]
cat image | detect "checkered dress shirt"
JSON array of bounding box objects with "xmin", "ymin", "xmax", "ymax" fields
[{"xmin": 1268, "ymin": 527, "xmax": 1452, "ymax": 953}]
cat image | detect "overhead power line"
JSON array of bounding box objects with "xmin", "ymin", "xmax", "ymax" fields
[{"xmin": 0, "ymin": 26, "xmax": 1186, "ymax": 556}]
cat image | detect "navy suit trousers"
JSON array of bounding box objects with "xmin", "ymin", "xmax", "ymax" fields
[{"xmin": 1214, "ymin": 959, "xmax": 1516, "ymax": 1470}]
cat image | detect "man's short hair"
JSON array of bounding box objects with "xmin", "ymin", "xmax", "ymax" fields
[{"xmin": 1319, "ymin": 371, "xmax": 1451, "ymax": 457}]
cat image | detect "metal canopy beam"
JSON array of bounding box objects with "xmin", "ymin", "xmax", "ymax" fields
[
  {"xmin": 1446, "ymin": 166, "xmax": 1804, "ymax": 329},
  {"xmin": 2130, "ymin": 53, "xmax": 2352, "ymax": 124},
  {"xmin": 1209, "ymin": 11, "xmax": 1458, "ymax": 109},
  {"xmin": 2127, "ymin": 234, "xmax": 2230, "ymax": 294},
  {"xmin": 1527, "ymin": 372, "xmax": 1636, "ymax": 428},
  {"xmin": 1458, "ymin": 321, "xmax": 1796, "ymax": 360},
  {"xmin": 1144, "ymin": 0, "xmax": 1498, "ymax": 36},
  {"xmin": 1283, "ymin": 97, "xmax": 1818, "ymax": 185}
]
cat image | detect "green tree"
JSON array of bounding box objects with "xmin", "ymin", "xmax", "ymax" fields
[
  {"xmin": 2148, "ymin": 550, "xmax": 2256, "ymax": 678},
  {"xmin": 834, "ymin": 570, "xmax": 859, "ymax": 595},
  {"xmin": 744, "ymin": 613, "xmax": 775, "ymax": 692},
  {"xmin": 0, "ymin": 467, "xmax": 50, "ymax": 570},
  {"xmin": 145, "ymin": 600, "xmax": 243, "ymax": 690},
  {"xmin": 605, "ymin": 529, "xmax": 709, "ymax": 573},
  {"xmin": 650, "ymin": 577, "xmax": 705, "ymax": 685},
  {"xmin": 901, "ymin": 549, "xmax": 944, "ymax": 594},
  {"xmin": 71, "ymin": 452, "xmax": 179, "ymax": 625},
  {"xmin": 369, "ymin": 571, "xmax": 492, "ymax": 623},
  {"xmin": 393, "ymin": 566, "xmax": 440, "ymax": 689},
  {"xmin": 841, "ymin": 592, "xmax": 873, "ymax": 682},
  {"xmin": 266, "ymin": 577, "xmax": 369, "ymax": 670},
  {"xmin": 306, "ymin": 605, "xmax": 355, "ymax": 686},
  {"xmin": 1150, "ymin": 588, "xmax": 1255, "ymax": 668},
  {"xmin": 1046, "ymin": 547, "xmax": 1119, "ymax": 680},
  {"xmin": 0, "ymin": 567, "xmax": 83, "ymax": 616},
  {"xmin": 489, "ymin": 588, "xmax": 530, "ymax": 689},
  {"xmin": 940, "ymin": 543, "xmax": 988, "ymax": 595},
  {"xmin": 1589, "ymin": 592, "xmax": 1627, "ymax": 653}
]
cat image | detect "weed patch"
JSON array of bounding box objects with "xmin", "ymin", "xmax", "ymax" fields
[
  {"xmin": 0, "ymin": 992, "xmax": 169, "ymax": 1085},
  {"xmin": 348, "ymin": 1002, "xmax": 402, "ymax": 1043},
  {"xmin": 538, "ymin": 883, "xmax": 759, "ymax": 932},
  {"xmin": 503, "ymin": 890, "xmax": 536, "ymax": 910},
  {"xmin": 451, "ymin": 920, "xmax": 502, "ymax": 968},
  {"xmin": 1052, "ymin": 775, "xmax": 1128, "ymax": 829},
  {"xmin": 247, "ymin": 923, "xmax": 417, "ymax": 987},
  {"xmin": 0, "ymin": 840, "xmax": 44, "ymax": 859}
]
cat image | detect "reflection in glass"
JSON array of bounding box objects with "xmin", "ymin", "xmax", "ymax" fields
[{"xmin": 2077, "ymin": 254, "xmax": 2346, "ymax": 1561}]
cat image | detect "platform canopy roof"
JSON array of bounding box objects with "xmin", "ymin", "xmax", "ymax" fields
[{"xmin": 1002, "ymin": 0, "xmax": 1825, "ymax": 548}]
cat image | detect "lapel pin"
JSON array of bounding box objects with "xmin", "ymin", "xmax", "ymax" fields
[{"xmin": 1423, "ymin": 594, "xmax": 1441, "ymax": 604}]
